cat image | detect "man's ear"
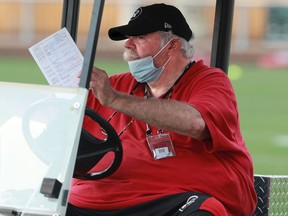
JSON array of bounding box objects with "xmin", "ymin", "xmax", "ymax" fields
[{"xmin": 168, "ymin": 39, "xmax": 180, "ymax": 53}]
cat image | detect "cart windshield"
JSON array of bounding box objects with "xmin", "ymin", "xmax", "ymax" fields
[{"xmin": 0, "ymin": 82, "xmax": 87, "ymax": 216}]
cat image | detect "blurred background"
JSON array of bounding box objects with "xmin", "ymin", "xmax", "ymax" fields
[{"xmin": 0, "ymin": 0, "xmax": 287, "ymax": 175}]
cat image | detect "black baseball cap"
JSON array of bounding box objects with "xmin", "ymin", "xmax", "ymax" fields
[{"xmin": 108, "ymin": 3, "xmax": 193, "ymax": 42}]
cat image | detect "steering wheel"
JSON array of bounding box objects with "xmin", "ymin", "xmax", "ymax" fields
[
  {"xmin": 73, "ymin": 107, "xmax": 122, "ymax": 180},
  {"xmin": 22, "ymin": 98, "xmax": 122, "ymax": 180},
  {"xmin": 22, "ymin": 98, "xmax": 70, "ymax": 165}
]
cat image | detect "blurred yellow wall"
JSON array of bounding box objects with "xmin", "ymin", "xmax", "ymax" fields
[
  {"xmin": 0, "ymin": 2, "xmax": 269, "ymax": 39},
  {"xmin": 0, "ymin": 3, "xmax": 21, "ymax": 32},
  {"xmin": 249, "ymin": 8, "xmax": 267, "ymax": 39},
  {"xmin": 0, "ymin": 2, "xmax": 118, "ymax": 36}
]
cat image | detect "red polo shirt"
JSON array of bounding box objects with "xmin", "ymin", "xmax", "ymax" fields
[{"xmin": 68, "ymin": 60, "xmax": 257, "ymax": 216}]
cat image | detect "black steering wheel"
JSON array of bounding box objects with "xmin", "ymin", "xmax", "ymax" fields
[
  {"xmin": 73, "ymin": 107, "xmax": 122, "ymax": 180},
  {"xmin": 22, "ymin": 98, "xmax": 122, "ymax": 180}
]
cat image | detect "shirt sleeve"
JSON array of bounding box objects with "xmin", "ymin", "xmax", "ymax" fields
[{"xmin": 188, "ymin": 69, "xmax": 244, "ymax": 152}]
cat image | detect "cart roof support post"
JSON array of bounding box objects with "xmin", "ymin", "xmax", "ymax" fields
[
  {"xmin": 210, "ymin": 0, "xmax": 235, "ymax": 74},
  {"xmin": 61, "ymin": 0, "xmax": 80, "ymax": 42},
  {"xmin": 79, "ymin": 0, "xmax": 105, "ymax": 89}
]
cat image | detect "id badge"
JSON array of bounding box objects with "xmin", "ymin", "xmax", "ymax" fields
[{"xmin": 146, "ymin": 133, "xmax": 176, "ymax": 160}]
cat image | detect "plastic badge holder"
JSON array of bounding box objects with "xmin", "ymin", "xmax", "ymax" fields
[{"xmin": 0, "ymin": 82, "xmax": 87, "ymax": 216}]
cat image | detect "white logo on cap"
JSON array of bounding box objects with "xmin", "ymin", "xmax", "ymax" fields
[
  {"xmin": 164, "ymin": 22, "xmax": 172, "ymax": 29},
  {"xmin": 130, "ymin": 8, "xmax": 142, "ymax": 20}
]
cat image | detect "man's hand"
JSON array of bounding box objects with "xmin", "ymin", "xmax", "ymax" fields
[{"xmin": 89, "ymin": 67, "xmax": 118, "ymax": 107}]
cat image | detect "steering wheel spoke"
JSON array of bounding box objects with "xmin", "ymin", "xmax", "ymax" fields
[{"xmin": 73, "ymin": 107, "xmax": 122, "ymax": 180}]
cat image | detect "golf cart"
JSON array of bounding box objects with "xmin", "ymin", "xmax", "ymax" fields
[{"xmin": 0, "ymin": 0, "xmax": 287, "ymax": 215}]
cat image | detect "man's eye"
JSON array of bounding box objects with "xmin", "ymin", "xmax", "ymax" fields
[{"xmin": 136, "ymin": 36, "xmax": 146, "ymax": 43}]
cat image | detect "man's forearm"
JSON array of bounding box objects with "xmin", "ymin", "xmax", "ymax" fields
[{"xmin": 108, "ymin": 93, "xmax": 210, "ymax": 140}]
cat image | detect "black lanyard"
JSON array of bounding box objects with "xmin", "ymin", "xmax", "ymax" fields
[
  {"xmin": 102, "ymin": 61, "xmax": 195, "ymax": 137},
  {"xmin": 154, "ymin": 61, "xmax": 194, "ymax": 99},
  {"xmin": 144, "ymin": 61, "xmax": 195, "ymax": 135}
]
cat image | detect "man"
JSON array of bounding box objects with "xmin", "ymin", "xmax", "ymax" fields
[{"xmin": 67, "ymin": 3, "xmax": 257, "ymax": 216}]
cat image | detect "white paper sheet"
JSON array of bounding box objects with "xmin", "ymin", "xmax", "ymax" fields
[{"xmin": 29, "ymin": 28, "xmax": 83, "ymax": 87}]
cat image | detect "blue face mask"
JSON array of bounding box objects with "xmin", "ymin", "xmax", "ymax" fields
[{"xmin": 128, "ymin": 39, "xmax": 173, "ymax": 83}]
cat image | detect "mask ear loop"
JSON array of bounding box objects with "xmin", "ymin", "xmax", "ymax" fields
[
  {"xmin": 152, "ymin": 38, "xmax": 174, "ymax": 70},
  {"xmin": 152, "ymin": 38, "xmax": 174, "ymax": 60},
  {"xmin": 162, "ymin": 55, "xmax": 172, "ymax": 67}
]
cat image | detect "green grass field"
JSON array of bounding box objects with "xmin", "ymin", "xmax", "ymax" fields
[
  {"xmin": 1, "ymin": 56, "xmax": 287, "ymax": 175},
  {"xmin": 229, "ymin": 64, "xmax": 288, "ymax": 175}
]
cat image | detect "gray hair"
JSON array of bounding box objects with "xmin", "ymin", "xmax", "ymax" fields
[{"xmin": 158, "ymin": 30, "xmax": 195, "ymax": 59}]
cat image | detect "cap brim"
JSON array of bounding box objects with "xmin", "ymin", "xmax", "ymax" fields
[
  {"xmin": 108, "ymin": 23, "xmax": 159, "ymax": 41},
  {"xmin": 108, "ymin": 25, "xmax": 130, "ymax": 41}
]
